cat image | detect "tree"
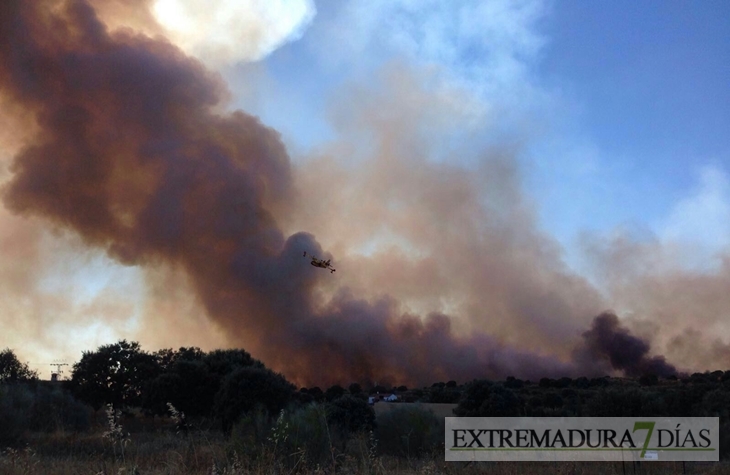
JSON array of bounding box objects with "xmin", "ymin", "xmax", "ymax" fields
[
  {"xmin": 69, "ymin": 340, "xmax": 160, "ymax": 410},
  {"xmin": 214, "ymin": 366, "xmax": 295, "ymax": 432},
  {"xmin": 325, "ymin": 384, "xmax": 346, "ymax": 401},
  {"xmin": 203, "ymin": 348, "xmax": 263, "ymax": 377},
  {"xmin": 455, "ymin": 380, "xmax": 522, "ymax": 417},
  {"xmin": 307, "ymin": 386, "xmax": 324, "ymax": 401},
  {"xmin": 586, "ymin": 387, "xmax": 648, "ymax": 417},
  {"xmin": 326, "ymin": 394, "xmax": 375, "ymax": 434},
  {"xmin": 0, "ymin": 348, "xmax": 38, "ymax": 383},
  {"xmin": 154, "ymin": 346, "xmax": 206, "ymax": 372},
  {"xmin": 143, "ymin": 359, "xmax": 218, "ymax": 417}
]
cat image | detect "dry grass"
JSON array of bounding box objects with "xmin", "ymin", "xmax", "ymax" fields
[
  {"xmin": 0, "ymin": 408, "xmax": 728, "ymax": 474},
  {"xmin": 1, "ymin": 430, "xmax": 728, "ymax": 474},
  {"xmin": 373, "ymin": 403, "xmax": 458, "ymax": 420}
]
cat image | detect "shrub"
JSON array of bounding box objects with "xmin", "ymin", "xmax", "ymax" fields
[
  {"xmin": 214, "ymin": 366, "xmax": 295, "ymax": 432},
  {"xmin": 0, "ymin": 383, "xmax": 90, "ymax": 444},
  {"xmin": 0, "ymin": 384, "xmax": 32, "ymax": 444},
  {"xmin": 326, "ymin": 395, "xmax": 375, "ymax": 434},
  {"xmin": 586, "ymin": 387, "xmax": 665, "ymax": 417},
  {"xmin": 455, "ymin": 381, "xmax": 522, "ymax": 417},
  {"xmin": 375, "ymin": 405, "xmax": 442, "ymax": 457},
  {"xmin": 229, "ymin": 405, "xmax": 274, "ymax": 460},
  {"xmin": 28, "ymin": 383, "xmax": 91, "ymax": 433},
  {"xmin": 285, "ymin": 403, "xmax": 333, "ymax": 467},
  {"xmin": 325, "ymin": 385, "xmax": 346, "ymax": 402}
]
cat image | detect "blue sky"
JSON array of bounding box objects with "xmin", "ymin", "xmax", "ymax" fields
[
  {"xmin": 219, "ymin": 0, "xmax": 729, "ymax": 266},
  {"xmin": 534, "ymin": 1, "xmax": 730, "ymax": 243}
]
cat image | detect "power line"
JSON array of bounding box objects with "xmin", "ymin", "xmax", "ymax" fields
[{"xmin": 49, "ymin": 361, "xmax": 69, "ymax": 381}]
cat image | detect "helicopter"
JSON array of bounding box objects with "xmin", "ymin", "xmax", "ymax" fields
[{"xmin": 303, "ymin": 251, "xmax": 336, "ymax": 273}]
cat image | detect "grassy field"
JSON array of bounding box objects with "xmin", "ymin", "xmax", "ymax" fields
[
  {"xmin": 372, "ymin": 402, "xmax": 458, "ymax": 420},
  {"xmin": 1, "ymin": 433, "xmax": 728, "ymax": 475},
  {"xmin": 2, "ymin": 405, "xmax": 728, "ymax": 474}
]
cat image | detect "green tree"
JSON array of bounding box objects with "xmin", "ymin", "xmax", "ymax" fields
[
  {"xmin": 144, "ymin": 358, "xmax": 218, "ymax": 417},
  {"xmin": 455, "ymin": 380, "xmax": 522, "ymax": 417},
  {"xmin": 586, "ymin": 387, "xmax": 663, "ymax": 417},
  {"xmin": 69, "ymin": 340, "xmax": 160, "ymax": 410},
  {"xmin": 325, "ymin": 384, "xmax": 346, "ymax": 401},
  {"xmin": 0, "ymin": 348, "xmax": 38, "ymax": 383},
  {"xmin": 326, "ymin": 394, "xmax": 375, "ymax": 434},
  {"xmin": 214, "ymin": 366, "xmax": 295, "ymax": 432},
  {"xmin": 203, "ymin": 348, "xmax": 263, "ymax": 377}
]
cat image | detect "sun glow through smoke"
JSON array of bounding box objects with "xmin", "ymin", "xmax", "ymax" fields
[{"xmin": 152, "ymin": 0, "xmax": 316, "ymax": 65}]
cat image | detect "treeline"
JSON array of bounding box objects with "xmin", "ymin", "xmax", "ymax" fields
[
  {"xmin": 67, "ymin": 341, "xmax": 292, "ymax": 426},
  {"xmin": 3, "ymin": 342, "xmax": 730, "ymax": 460}
]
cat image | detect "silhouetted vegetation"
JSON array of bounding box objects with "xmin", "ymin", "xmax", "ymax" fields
[
  {"xmin": 0, "ymin": 348, "xmax": 38, "ymax": 383},
  {"xmin": 214, "ymin": 366, "xmax": 295, "ymax": 432},
  {"xmin": 375, "ymin": 404, "xmax": 442, "ymax": 457},
  {"xmin": 69, "ymin": 340, "xmax": 159, "ymax": 410},
  {"xmin": 4, "ymin": 341, "xmax": 730, "ymax": 472}
]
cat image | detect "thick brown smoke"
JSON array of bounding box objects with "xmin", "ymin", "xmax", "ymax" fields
[
  {"xmin": 579, "ymin": 312, "xmax": 677, "ymax": 377},
  {"xmin": 0, "ymin": 0, "xmax": 681, "ymax": 386}
]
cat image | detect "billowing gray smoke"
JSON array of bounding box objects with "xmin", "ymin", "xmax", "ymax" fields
[{"xmin": 0, "ymin": 0, "xmax": 679, "ymax": 386}]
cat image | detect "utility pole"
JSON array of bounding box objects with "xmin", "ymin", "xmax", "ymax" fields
[{"xmin": 50, "ymin": 361, "xmax": 68, "ymax": 381}]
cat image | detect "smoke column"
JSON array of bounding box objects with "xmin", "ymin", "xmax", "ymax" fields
[
  {"xmin": 0, "ymin": 0, "xmax": 678, "ymax": 386},
  {"xmin": 580, "ymin": 312, "xmax": 677, "ymax": 377}
]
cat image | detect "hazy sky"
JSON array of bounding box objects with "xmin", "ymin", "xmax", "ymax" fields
[
  {"xmin": 1, "ymin": 0, "xmax": 728, "ymax": 384},
  {"xmin": 251, "ymin": 0, "xmax": 730, "ymax": 250}
]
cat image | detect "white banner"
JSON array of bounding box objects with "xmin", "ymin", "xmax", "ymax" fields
[{"xmin": 445, "ymin": 417, "xmax": 719, "ymax": 461}]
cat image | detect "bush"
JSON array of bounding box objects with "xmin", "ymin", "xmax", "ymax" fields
[
  {"xmin": 0, "ymin": 384, "xmax": 32, "ymax": 444},
  {"xmin": 543, "ymin": 392, "xmax": 564, "ymax": 409},
  {"xmin": 229, "ymin": 405, "xmax": 274, "ymax": 460},
  {"xmin": 375, "ymin": 405, "xmax": 442, "ymax": 457},
  {"xmin": 285, "ymin": 403, "xmax": 333, "ymax": 467},
  {"xmin": 455, "ymin": 381, "xmax": 522, "ymax": 417},
  {"xmin": 428, "ymin": 388, "xmax": 461, "ymax": 404},
  {"xmin": 143, "ymin": 359, "xmax": 219, "ymax": 417},
  {"xmin": 28, "ymin": 384, "xmax": 91, "ymax": 433},
  {"xmin": 230, "ymin": 402, "xmax": 345, "ymax": 469},
  {"xmin": 326, "ymin": 395, "xmax": 375, "ymax": 434},
  {"xmin": 0, "ymin": 383, "xmax": 90, "ymax": 444},
  {"xmin": 214, "ymin": 366, "xmax": 295, "ymax": 432},
  {"xmin": 325, "ymin": 385, "xmax": 346, "ymax": 402},
  {"xmin": 586, "ymin": 387, "xmax": 665, "ymax": 417}
]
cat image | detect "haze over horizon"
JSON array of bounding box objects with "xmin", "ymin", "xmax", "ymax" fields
[{"xmin": 0, "ymin": 0, "xmax": 728, "ymax": 387}]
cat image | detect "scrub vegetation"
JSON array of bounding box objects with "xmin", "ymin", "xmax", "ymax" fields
[{"xmin": 1, "ymin": 343, "xmax": 729, "ymax": 474}]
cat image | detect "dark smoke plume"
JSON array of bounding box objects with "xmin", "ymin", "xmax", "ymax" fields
[
  {"xmin": 581, "ymin": 312, "xmax": 677, "ymax": 377},
  {"xmin": 0, "ymin": 0, "xmax": 679, "ymax": 386}
]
